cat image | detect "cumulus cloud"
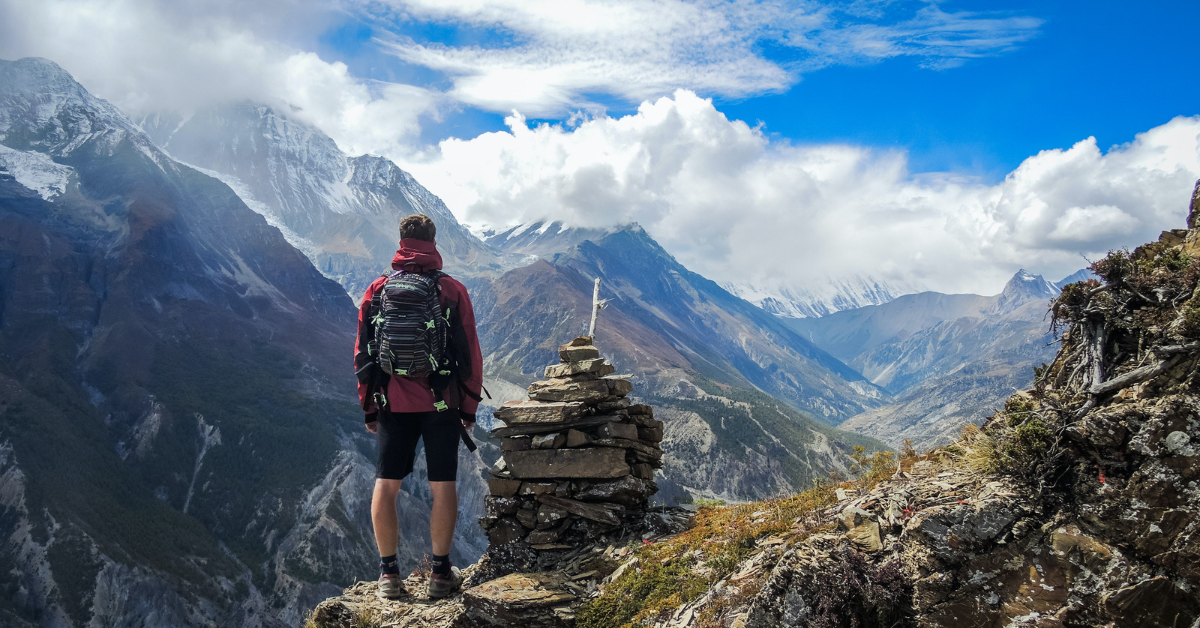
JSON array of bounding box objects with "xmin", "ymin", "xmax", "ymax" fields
[
  {"xmin": 368, "ymin": 0, "xmax": 1041, "ymax": 115},
  {"xmin": 400, "ymin": 91, "xmax": 1200, "ymax": 295},
  {"xmin": 0, "ymin": 0, "xmax": 437, "ymax": 157}
]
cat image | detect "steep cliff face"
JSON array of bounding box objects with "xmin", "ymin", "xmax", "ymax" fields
[
  {"xmin": 0, "ymin": 58, "xmax": 487, "ymax": 628},
  {"xmin": 139, "ymin": 103, "xmax": 509, "ymax": 297}
]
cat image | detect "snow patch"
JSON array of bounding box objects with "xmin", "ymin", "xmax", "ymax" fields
[
  {"xmin": 0, "ymin": 145, "xmax": 74, "ymax": 200},
  {"xmin": 725, "ymin": 274, "xmax": 923, "ymax": 319}
]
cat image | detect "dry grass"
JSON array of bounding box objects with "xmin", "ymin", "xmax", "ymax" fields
[
  {"xmin": 576, "ymin": 487, "xmax": 837, "ymax": 628},
  {"xmin": 577, "ymin": 448, "xmax": 911, "ymax": 628},
  {"xmin": 351, "ymin": 607, "xmax": 383, "ymax": 628}
]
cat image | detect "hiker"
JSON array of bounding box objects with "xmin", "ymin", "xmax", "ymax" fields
[{"xmin": 354, "ymin": 214, "xmax": 484, "ymax": 600}]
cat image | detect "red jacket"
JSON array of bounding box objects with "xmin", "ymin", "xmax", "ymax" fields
[{"xmin": 355, "ymin": 239, "xmax": 484, "ymax": 420}]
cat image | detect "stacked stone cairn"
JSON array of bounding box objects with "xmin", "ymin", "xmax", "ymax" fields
[{"xmin": 480, "ymin": 336, "xmax": 663, "ymax": 550}]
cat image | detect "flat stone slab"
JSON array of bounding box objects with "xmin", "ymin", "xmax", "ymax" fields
[
  {"xmin": 463, "ymin": 572, "xmax": 576, "ymax": 627},
  {"xmin": 528, "ymin": 379, "xmax": 610, "ymax": 403},
  {"xmin": 491, "ymin": 415, "xmax": 623, "ymax": 438},
  {"xmin": 494, "ymin": 401, "xmax": 585, "ymax": 425},
  {"xmin": 574, "ymin": 475, "xmax": 657, "ymax": 504},
  {"xmin": 504, "ymin": 447, "xmax": 630, "ymax": 479},
  {"xmin": 559, "ymin": 345, "xmax": 601, "ymax": 361},
  {"xmin": 545, "ymin": 358, "xmax": 613, "ymax": 379},
  {"xmin": 536, "ymin": 494, "xmax": 622, "ymax": 525}
]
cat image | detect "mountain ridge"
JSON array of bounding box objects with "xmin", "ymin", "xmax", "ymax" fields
[
  {"xmin": 0, "ymin": 57, "xmax": 488, "ymax": 628},
  {"xmin": 138, "ymin": 101, "xmax": 511, "ymax": 298}
]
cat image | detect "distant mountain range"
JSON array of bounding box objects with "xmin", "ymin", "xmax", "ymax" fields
[
  {"xmin": 0, "ymin": 57, "xmax": 917, "ymax": 628},
  {"xmin": 0, "ymin": 54, "xmax": 1096, "ymax": 628},
  {"xmin": 791, "ymin": 269, "xmax": 1092, "ymax": 448},
  {"xmin": 724, "ymin": 274, "xmax": 921, "ymax": 319},
  {"xmin": 483, "ymin": 220, "xmax": 616, "ymax": 260}
]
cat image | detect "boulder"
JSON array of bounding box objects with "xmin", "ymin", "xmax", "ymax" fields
[
  {"xmin": 845, "ymin": 521, "xmax": 883, "ymax": 552},
  {"xmin": 463, "ymin": 572, "xmax": 577, "ymax": 627}
]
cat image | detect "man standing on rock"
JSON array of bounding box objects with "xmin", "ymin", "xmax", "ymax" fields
[{"xmin": 354, "ymin": 214, "xmax": 484, "ymax": 599}]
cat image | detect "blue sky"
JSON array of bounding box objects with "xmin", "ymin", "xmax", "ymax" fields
[
  {"xmin": 3, "ymin": 0, "xmax": 1198, "ymax": 296},
  {"xmin": 311, "ymin": 0, "xmax": 1199, "ymax": 180}
]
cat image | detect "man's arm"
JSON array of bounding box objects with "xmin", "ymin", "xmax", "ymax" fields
[
  {"xmin": 446, "ymin": 278, "xmax": 484, "ymax": 429},
  {"xmin": 355, "ymin": 278, "xmax": 385, "ymax": 427}
]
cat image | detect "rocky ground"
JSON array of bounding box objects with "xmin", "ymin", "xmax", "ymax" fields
[{"xmin": 307, "ymin": 191, "xmax": 1200, "ymax": 627}]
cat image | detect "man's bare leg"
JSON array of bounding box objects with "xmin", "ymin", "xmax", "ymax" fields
[
  {"xmin": 372, "ymin": 479, "xmax": 403, "ymax": 557},
  {"xmin": 429, "ymin": 481, "xmax": 457, "ymax": 555}
]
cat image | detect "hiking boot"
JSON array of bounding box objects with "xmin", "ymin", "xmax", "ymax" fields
[
  {"xmin": 427, "ymin": 566, "xmax": 463, "ymax": 599},
  {"xmin": 377, "ymin": 573, "xmax": 405, "ymax": 600}
]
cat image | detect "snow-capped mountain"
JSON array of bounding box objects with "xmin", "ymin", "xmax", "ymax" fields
[
  {"xmin": 483, "ymin": 220, "xmax": 618, "ymax": 259},
  {"xmin": 723, "ymin": 274, "xmax": 921, "ymax": 319},
  {"xmin": 138, "ymin": 103, "xmax": 507, "ymax": 298},
  {"xmin": 0, "ymin": 58, "xmax": 488, "ymax": 628}
]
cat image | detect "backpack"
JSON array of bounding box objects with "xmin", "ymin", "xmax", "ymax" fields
[{"xmin": 370, "ymin": 270, "xmax": 450, "ymax": 380}]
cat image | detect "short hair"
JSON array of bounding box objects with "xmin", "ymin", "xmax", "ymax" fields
[{"xmin": 400, "ymin": 214, "xmax": 436, "ymax": 242}]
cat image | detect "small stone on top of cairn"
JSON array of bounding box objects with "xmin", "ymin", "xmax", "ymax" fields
[{"xmin": 480, "ymin": 336, "xmax": 663, "ymax": 550}]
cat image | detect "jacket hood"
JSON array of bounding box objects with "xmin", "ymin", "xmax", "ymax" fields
[{"xmin": 391, "ymin": 238, "xmax": 443, "ymax": 272}]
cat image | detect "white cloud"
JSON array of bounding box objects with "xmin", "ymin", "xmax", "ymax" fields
[
  {"xmin": 368, "ymin": 0, "xmax": 1041, "ymax": 115},
  {"xmin": 0, "ymin": 0, "xmax": 437, "ymax": 157},
  {"xmin": 400, "ymin": 91, "xmax": 1200, "ymax": 296}
]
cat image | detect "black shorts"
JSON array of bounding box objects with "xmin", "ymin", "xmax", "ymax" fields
[{"xmin": 376, "ymin": 411, "xmax": 461, "ymax": 482}]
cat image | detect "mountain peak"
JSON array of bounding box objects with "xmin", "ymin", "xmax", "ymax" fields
[
  {"xmin": 0, "ymin": 57, "xmax": 141, "ymax": 155},
  {"xmin": 993, "ymin": 268, "xmax": 1059, "ymax": 312}
]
